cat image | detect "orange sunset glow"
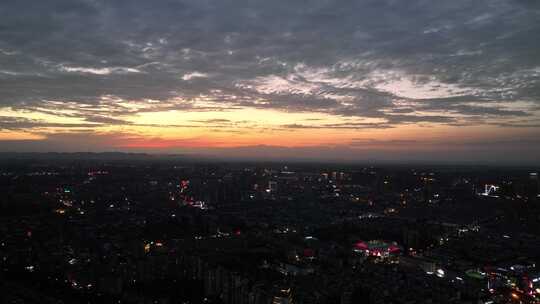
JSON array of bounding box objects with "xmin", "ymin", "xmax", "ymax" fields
[{"xmin": 1, "ymin": 0, "xmax": 539, "ymax": 163}]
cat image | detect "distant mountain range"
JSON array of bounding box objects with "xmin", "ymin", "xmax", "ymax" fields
[{"xmin": 0, "ymin": 152, "xmax": 193, "ymax": 161}]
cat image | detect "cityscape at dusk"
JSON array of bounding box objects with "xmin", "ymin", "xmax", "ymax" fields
[{"xmin": 1, "ymin": 1, "xmax": 540, "ymax": 304}]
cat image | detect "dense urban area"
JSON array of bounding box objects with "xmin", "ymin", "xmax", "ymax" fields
[{"xmin": 1, "ymin": 154, "xmax": 539, "ymax": 304}]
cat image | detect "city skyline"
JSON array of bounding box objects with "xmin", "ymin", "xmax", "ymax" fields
[{"xmin": 1, "ymin": 0, "xmax": 540, "ymax": 163}]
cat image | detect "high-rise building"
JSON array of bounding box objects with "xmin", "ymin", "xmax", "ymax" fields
[{"xmin": 268, "ymin": 180, "xmax": 278, "ymax": 193}]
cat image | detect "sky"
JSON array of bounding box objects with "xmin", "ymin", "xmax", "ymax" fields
[{"xmin": 1, "ymin": 0, "xmax": 540, "ymax": 163}]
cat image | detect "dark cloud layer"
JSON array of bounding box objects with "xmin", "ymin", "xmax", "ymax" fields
[{"xmin": 0, "ymin": 0, "xmax": 539, "ymax": 128}]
